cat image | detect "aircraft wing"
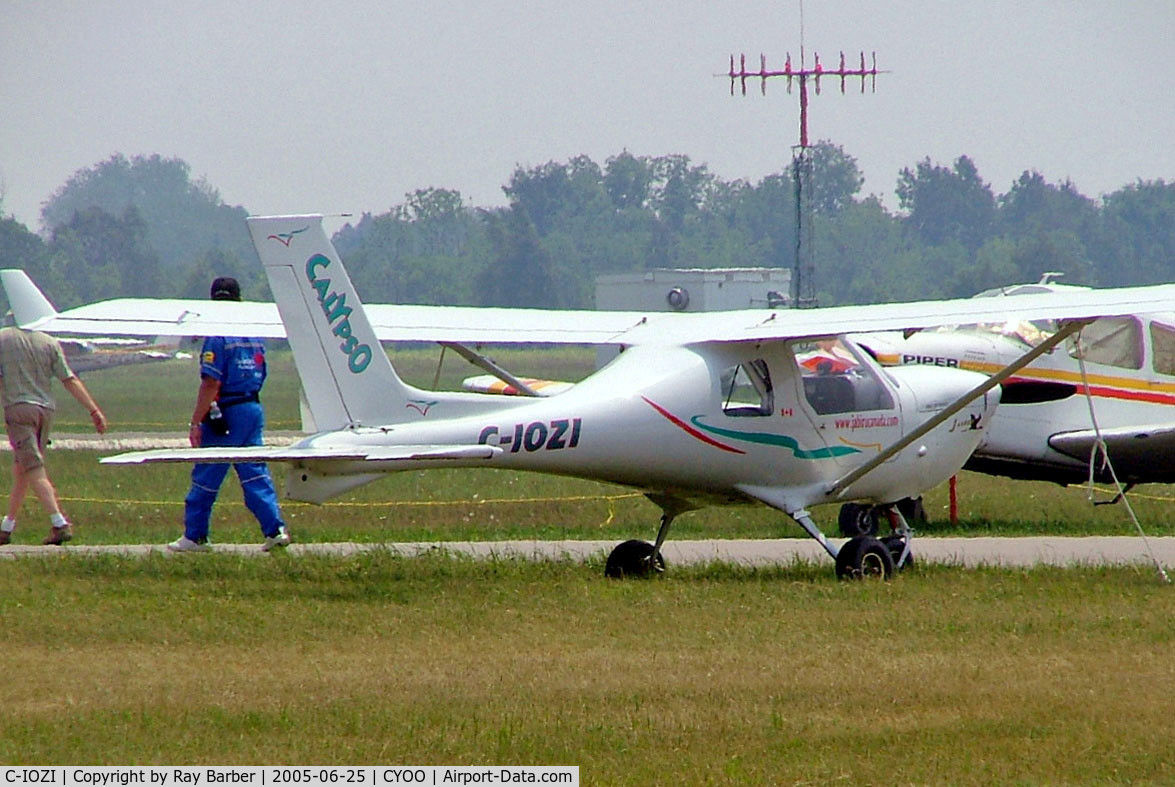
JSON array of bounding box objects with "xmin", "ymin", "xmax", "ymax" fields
[
  {"xmin": 2, "ymin": 268, "xmax": 652, "ymax": 344},
  {"xmin": 1048, "ymin": 423, "xmax": 1175, "ymax": 469},
  {"xmin": 617, "ymin": 284, "xmax": 1175, "ymax": 347},
  {"xmin": 13, "ymin": 298, "xmax": 653, "ymax": 344},
  {"xmin": 7, "ymin": 266, "xmax": 1175, "ymax": 347},
  {"xmin": 17, "ymin": 298, "xmax": 287, "ymax": 338},
  {"xmin": 100, "ymin": 443, "xmax": 501, "ymax": 465},
  {"xmin": 32, "ymin": 300, "xmax": 653, "ymax": 344},
  {"xmin": 366, "ymin": 304, "xmax": 651, "ymax": 344}
]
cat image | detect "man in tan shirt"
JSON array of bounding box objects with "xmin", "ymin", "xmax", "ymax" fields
[{"xmin": 0, "ymin": 325, "xmax": 107, "ymax": 545}]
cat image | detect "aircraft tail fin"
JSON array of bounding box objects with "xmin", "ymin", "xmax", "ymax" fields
[
  {"xmin": 0, "ymin": 269, "xmax": 59, "ymax": 328},
  {"xmin": 246, "ymin": 215, "xmax": 415, "ymax": 431}
]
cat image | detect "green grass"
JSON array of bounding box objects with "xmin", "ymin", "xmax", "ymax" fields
[
  {"xmin": 14, "ymin": 444, "xmax": 1175, "ymax": 546},
  {"xmin": 16, "ymin": 446, "xmax": 1175, "ymax": 546},
  {"xmin": 2, "ymin": 554, "xmax": 1174, "ymax": 783},
  {"xmin": 6, "ymin": 352, "xmax": 1175, "ymax": 779}
]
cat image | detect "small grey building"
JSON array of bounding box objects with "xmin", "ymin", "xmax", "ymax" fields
[
  {"xmin": 596, "ymin": 268, "xmax": 791, "ymax": 312},
  {"xmin": 594, "ymin": 268, "xmax": 791, "ymax": 365}
]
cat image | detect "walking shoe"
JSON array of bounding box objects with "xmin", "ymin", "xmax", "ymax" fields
[
  {"xmin": 261, "ymin": 527, "xmax": 291, "ymax": 552},
  {"xmin": 42, "ymin": 524, "xmax": 72, "ymax": 546},
  {"xmin": 0, "ymin": 530, "xmax": 10, "ymax": 546},
  {"xmin": 167, "ymin": 535, "xmax": 211, "ymax": 553}
]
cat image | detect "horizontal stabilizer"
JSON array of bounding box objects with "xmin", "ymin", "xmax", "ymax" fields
[
  {"xmin": 362, "ymin": 444, "xmax": 502, "ymax": 461},
  {"xmin": 100, "ymin": 443, "xmax": 501, "ymax": 466}
]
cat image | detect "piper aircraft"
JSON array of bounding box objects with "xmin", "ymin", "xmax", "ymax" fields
[
  {"xmin": 95, "ymin": 215, "xmax": 1175, "ymax": 579},
  {"xmin": 858, "ymin": 277, "xmax": 1175, "ymax": 492}
]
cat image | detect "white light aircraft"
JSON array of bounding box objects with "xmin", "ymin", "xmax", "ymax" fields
[
  {"xmin": 95, "ymin": 215, "xmax": 1175, "ymax": 579},
  {"xmin": 471, "ymin": 274, "xmax": 1175, "ymax": 537},
  {"xmin": 0, "ymin": 270, "xmax": 191, "ymax": 372}
]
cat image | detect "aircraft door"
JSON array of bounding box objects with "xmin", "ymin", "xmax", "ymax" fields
[{"xmin": 789, "ymin": 337, "xmax": 901, "ymax": 470}]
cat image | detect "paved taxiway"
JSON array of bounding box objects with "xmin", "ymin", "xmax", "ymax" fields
[{"xmin": 2, "ymin": 537, "xmax": 1174, "ymax": 569}]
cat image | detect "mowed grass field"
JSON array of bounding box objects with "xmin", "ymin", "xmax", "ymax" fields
[
  {"xmin": 3, "ymin": 349, "xmax": 1175, "ymax": 781},
  {"xmin": 4, "ymin": 556, "xmax": 1175, "ymax": 783}
]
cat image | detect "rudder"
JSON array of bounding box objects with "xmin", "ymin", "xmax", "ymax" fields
[{"xmin": 0, "ymin": 269, "xmax": 58, "ymax": 328}]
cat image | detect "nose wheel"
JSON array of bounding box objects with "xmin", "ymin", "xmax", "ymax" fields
[
  {"xmin": 834, "ymin": 503, "xmax": 915, "ymax": 579},
  {"xmin": 835, "ymin": 535, "xmax": 895, "ymax": 579}
]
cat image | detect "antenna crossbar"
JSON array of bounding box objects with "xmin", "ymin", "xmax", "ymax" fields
[{"xmin": 728, "ymin": 51, "xmax": 884, "ymax": 146}]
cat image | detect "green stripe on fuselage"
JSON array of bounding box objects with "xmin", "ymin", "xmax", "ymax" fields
[{"xmin": 690, "ymin": 417, "xmax": 859, "ymax": 459}]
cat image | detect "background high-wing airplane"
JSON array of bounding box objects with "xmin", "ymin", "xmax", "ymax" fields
[
  {"xmin": 0, "ymin": 268, "xmax": 662, "ymax": 418},
  {"xmin": 857, "ymin": 277, "xmax": 1175, "ymax": 495},
  {"xmin": 97, "ymin": 215, "xmax": 1175, "ymax": 579},
  {"xmin": 0, "ymin": 270, "xmax": 192, "ymax": 372}
]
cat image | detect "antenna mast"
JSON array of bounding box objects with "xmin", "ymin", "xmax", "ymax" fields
[{"xmin": 728, "ymin": 47, "xmax": 882, "ymax": 307}]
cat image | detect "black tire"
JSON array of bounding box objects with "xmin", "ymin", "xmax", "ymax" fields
[
  {"xmin": 838, "ymin": 503, "xmax": 880, "ymax": 537},
  {"xmin": 896, "ymin": 496, "xmax": 926, "ymax": 525},
  {"xmin": 834, "ymin": 537, "xmax": 862, "ymax": 579},
  {"xmin": 835, "ymin": 536, "xmax": 895, "ymax": 580},
  {"xmin": 604, "ymin": 539, "xmax": 666, "ymax": 579}
]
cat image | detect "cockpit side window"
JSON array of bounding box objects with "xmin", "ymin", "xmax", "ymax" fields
[
  {"xmin": 1150, "ymin": 322, "xmax": 1175, "ymax": 376},
  {"xmin": 721, "ymin": 358, "xmax": 774, "ymax": 417},
  {"xmin": 795, "ymin": 338, "xmax": 894, "ymax": 415},
  {"xmin": 1069, "ymin": 317, "xmax": 1142, "ymax": 370}
]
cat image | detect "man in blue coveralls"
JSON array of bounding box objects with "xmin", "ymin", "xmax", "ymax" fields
[{"xmin": 167, "ymin": 276, "xmax": 291, "ymax": 552}]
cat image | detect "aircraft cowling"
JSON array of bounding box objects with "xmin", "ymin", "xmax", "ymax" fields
[{"xmin": 838, "ymin": 365, "xmax": 1000, "ymax": 505}]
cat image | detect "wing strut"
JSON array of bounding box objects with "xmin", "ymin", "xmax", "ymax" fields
[
  {"xmin": 825, "ymin": 319, "xmax": 1092, "ymax": 500},
  {"xmin": 440, "ymin": 342, "xmax": 542, "ymax": 397}
]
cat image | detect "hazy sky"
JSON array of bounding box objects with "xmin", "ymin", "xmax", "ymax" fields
[{"xmin": 3, "ymin": 1, "xmax": 1173, "ymax": 232}]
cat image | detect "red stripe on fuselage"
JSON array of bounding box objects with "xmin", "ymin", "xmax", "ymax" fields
[
  {"xmin": 641, "ymin": 396, "xmax": 746, "ymax": 454},
  {"xmin": 1078, "ymin": 384, "xmax": 1175, "ymax": 406}
]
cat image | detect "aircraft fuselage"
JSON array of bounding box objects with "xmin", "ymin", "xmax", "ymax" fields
[{"xmin": 285, "ymin": 340, "xmax": 997, "ymax": 511}]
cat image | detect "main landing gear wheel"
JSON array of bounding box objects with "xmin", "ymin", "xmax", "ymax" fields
[
  {"xmin": 605, "ymin": 539, "xmax": 666, "ymax": 579},
  {"xmin": 835, "ymin": 536, "xmax": 895, "ymax": 580},
  {"xmin": 896, "ymin": 496, "xmax": 926, "ymax": 526},
  {"xmin": 838, "ymin": 503, "xmax": 880, "ymax": 537}
]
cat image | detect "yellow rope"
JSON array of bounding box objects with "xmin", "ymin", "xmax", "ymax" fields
[
  {"xmin": 57, "ymin": 491, "xmax": 646, "ymax": 508},
  {"xmin": 55, "ymin": 483, "xmax": 1175, "ymax": 508},
  {"xmin": 52, "ymin": 421, "xmax": 303, "ymax": 430},
  {"xmin": 1088, "ymin": 486, "xmax": 1175, "ymax": 504},
  {"xmin": 39, "ymin": 483, "xmax": 1175, "ymax": 555}
]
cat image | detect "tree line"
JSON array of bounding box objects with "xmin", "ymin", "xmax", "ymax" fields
[{"xmin": 1, "ymin": 149, "xmax": 1173, "ymax": 312}]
